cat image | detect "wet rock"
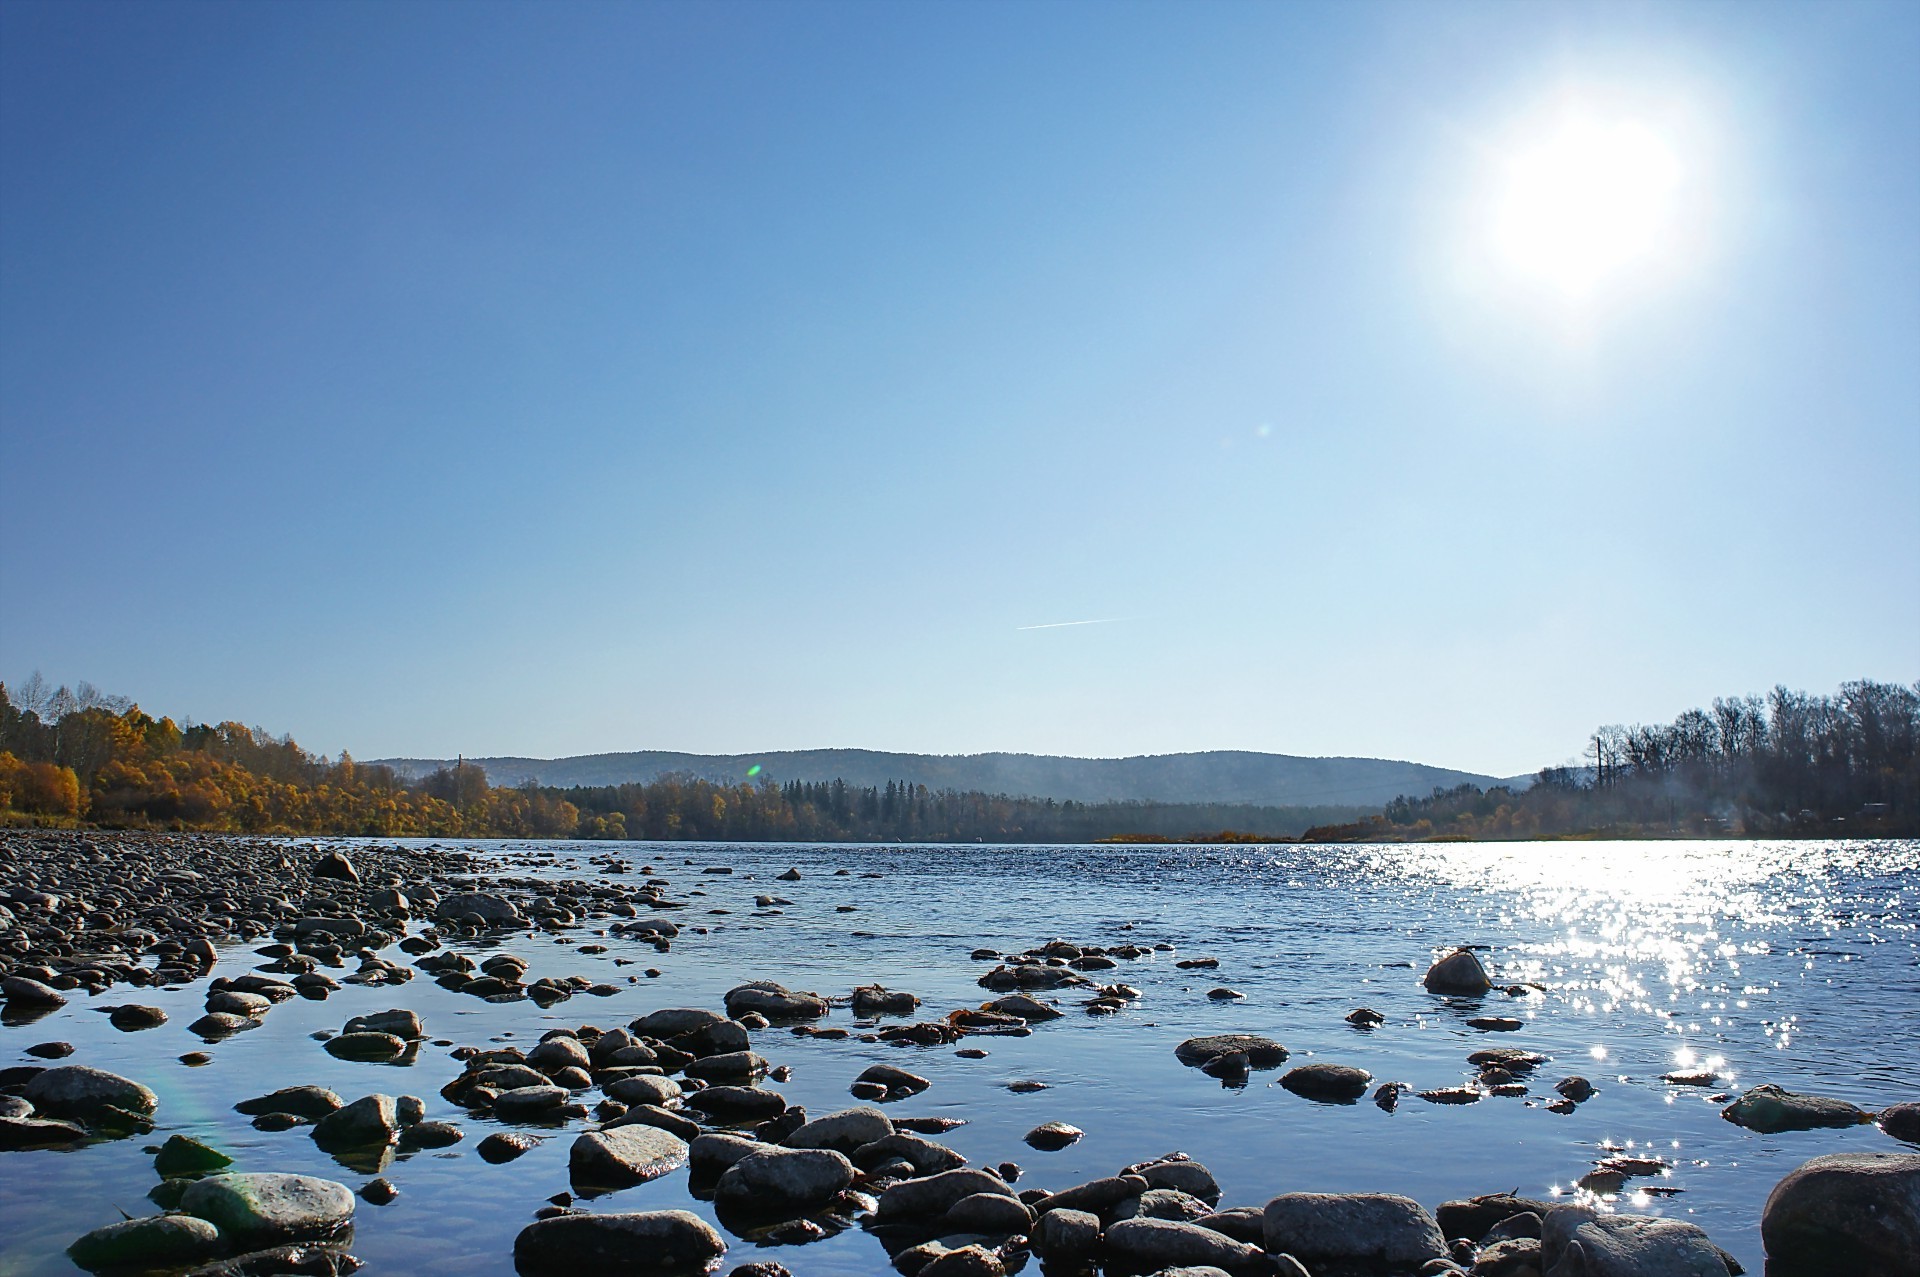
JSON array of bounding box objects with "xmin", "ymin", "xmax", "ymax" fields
[
  {"xmin": 607, "ymin": 1075, "xmax": 683, "ymax": 1108},
  {"xmin": 671, "ymin": 1019, "xmax": 752, "ymax": 1058},
  {"xmin": 68, "ymin": 1213, "xmax": 227, "ymax": 1272},
  {"xmin": 1036, "ymin": 1174, "xmax": 1147, "ymax": 1217},
  {"xmin": 191, "ymin": 1013, "xmax": 258, "ymax": 1039},
  {"xmin": 435, "ymin": 892, "xmax": 523, "ymax": 925},
  {"xmin": 854, "ymin": 1132, "xmax": 967, "ymax": 1176},
  {"xmin": 852, "ymin": 985, "xmax": 920, "ymax": 1016},
  {"xmin": 1424, "ymin": 948, "xmax": 1493, "ymax": 995},
  {"xmin": 1281, "ymin": 1063, "xmax": 1372, "ymax": 1103},
  {"xmin": 236, "ymin": 1087, "xmax": 344, "ymax": 1120},
  {"xmin": 311, "ymin": 850, "xmax": 359, "ymax": 882},
  {"xmin": 1556, "ymin": 1077, "xmax": 1595, "ymax": 1103},
  {"xmin": 24, "ymin": 1064, "xmax": 158, "ymax": 1120},
  {"xmin": 916, "ymin": 1246, "xmax": 1005, "ymax": 1277},
  {"xmin": 397, "ymin": 1120, "xmax": 463, "ymax": 1150},
  {"xmin": 1032, "ymin": 1206, "xmax": 1100, "ymax": 1261},
  {"xmin": 360, "ymin": 1178, "xmax": 398, "ymax": 1205},
  {"xmin": 312, "ymin": 1095, "xmax": 399, "ymax": 1151},
  {"xmin": 1115, "ymin": 1188, "xmax": 1214, "ymax": 1222},
  {"xmin": 1262, "ymin": 1192, "xmax": 1447, "ymax": 1271},
  {"xmin": 1760, "ymin": 1151, "xmax": 1920, "ymax": 1277},
  {"xmin": 107, "ymin": 1004, "xmax": 169, "ymax": 1030},
  {"xmin": 632, "ymin": 1007, "xmax": 728, "ymax": 1038},
  {"xmin": 493, "ymin": 1085, "xmax": 571, "ymax": 1119},
  {"xmin": 1475, "ymin": 1237, "xmax": 1541, "ymax": 1276},
  {"xmin": 1140, "ymin": 1160, "xmax": 1220, "ymax": 1203},
  {"xmin": 1721, "ymin": 1083, "xmax": 1869, "ymax": 1133},
  {"xmin": 342, "ymin": 1009, "xmax": 424, "ymax": 1040},
  {"xmin": 611, "ymin": 1105, "xmax": 703, "ymax": 1142},
  {"xmin": 513, "ymin": 1209, "xmax": 726, "ymax": 1277},
  {"xmin": 181, "ymin": 1173, "xmax": 355, "ymax": 1245},
  {"xmin": 684, "ymin": 1086, "xmax": 787, "ymax": 1121},
  {"xmin": 324, "ymin": 1033, "xmax": 407, "ymax": 1063},
  {"xmin": 1025, "ymin": 1121, "xmax": 1083, "ymax": 1151},
  {"xmin": 690, "ymin": 1132, "xmax": 763, "ymax": 1180},
  {"xmin": 26, "ymin": 1041, "xmax": 74, "ymax": 1058},
  {"xmin": 1105, "ymin": 1218, "xmax": 1269, "ymax": 1276},
  {"xmin": 685, "ymin": 1050, "xmax": 770, "ymax": 1083},
  {"xmin": 571, "ymin": 1125, "xmax": 691, "ymax": 1192},
  {"xmin": 0, "ymin": 1115, "xmax": 88, "ymax": 1148},
  {"xmin": 1174, "ymin": 1035, "xmax": 1287, "ymax": 1068},
  {"xmin": 1194, "ymin": 1207, "xmax": 1263, "ymax": 1244},
  {"xmin": 2, "ymin": 975, "xmax": 68, "ymax": 1007},
  {"xmin": 856, "ymin": 1063, "xmax": 931, "ymax": 1099},
  {"xmin": 984, "ymin": 994, "xmax": 1063, "ymax": 1021},
  {"xmin": 1346, "ymin": 1008, "xmax": 1385, "ymax": 1027},
  {"xmin": 1881, "ymin": 1102, "xmax": 1920, "ymax": 1145},
  {"xmin": 714, "ymin": 1146, "xmax": 856, "ymax": 1215},
  {"xmin": 478, "ymin": 1131, "xmax": 541, "ymax": 1164},
  {"xmin": 786, "ymin": 1106, "xmax": 893, "ymax": 1154},
  {"xmin": 186, "ymin": 1242, "xmax": 364, "ymax": 1276},
  {"xmin": 724, "ymin": 981, "xmax": 828, "ymax": 1020},
  {"xmin": 1541, "ymin": 1205, "xmax": 1731, "ymax": 1276},
  {"xmin": 1436, "ymin": 1194, "xmax": 1556, "ymax": 1244},
  {"xmin": 156, "ymin": 1133, "xmax": 234, "ymax": 1176},
  {"xmin": 944, "ymin": 1191, "xmax": 1034, "ymax": 1235},
  {"xmin": 877, "ymin": 1168, "xmax": 1019, "ymax": 1222}
]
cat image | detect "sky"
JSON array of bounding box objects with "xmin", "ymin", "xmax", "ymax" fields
[{"xmin": 2, "ymin": 0, "xmax": 1916, "ymax": 777}]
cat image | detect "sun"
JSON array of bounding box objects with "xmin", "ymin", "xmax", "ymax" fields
[{"xmin": 1492, "ymin": 113, "xmax": 1683, "ymax": 296}]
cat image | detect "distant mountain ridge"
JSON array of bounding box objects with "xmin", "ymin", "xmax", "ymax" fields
[{"xmin": 369, "ymin": 748, "xmax": 1513, "ymax": 809}]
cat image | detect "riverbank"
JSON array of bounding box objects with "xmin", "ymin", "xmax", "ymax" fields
[{"xmin": 3, "ymin": 830, "xmax": 1916, "ymax": 1276}]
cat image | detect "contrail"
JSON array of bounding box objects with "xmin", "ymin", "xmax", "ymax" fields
[{"xmin": 1016, "ymin": 618, "xmax": 1121, "ymax": 631}]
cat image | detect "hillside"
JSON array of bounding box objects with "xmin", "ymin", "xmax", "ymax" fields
[{"xmin": 370, "ymin": 748, "xmax": 1508, "ymax": 808}]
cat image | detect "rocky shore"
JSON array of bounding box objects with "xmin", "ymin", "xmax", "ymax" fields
[{"xmin": 2, "ymin": 829, "xmax": 1916, "ymax": 1277}]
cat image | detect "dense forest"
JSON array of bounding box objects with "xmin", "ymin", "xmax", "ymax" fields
[
  {"xmin": 0, "ymin": 677, "xmax": 1355, "ymax": 840},
  {"xmin": 1302, "ymin": 678, "xmax": 1920, "ymax": 841}
]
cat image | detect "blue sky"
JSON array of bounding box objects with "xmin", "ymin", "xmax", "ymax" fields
[{"xmin": 2, "ymin": 0, "xmax": 1915, "ymax": 776}]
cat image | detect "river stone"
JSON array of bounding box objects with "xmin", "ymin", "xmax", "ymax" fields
[
  {"xmin": 343, "ymin": 1009, "xmax": 424, "ymax": 1040},
  {"xmin": 610, "ymin": 1075, "xmax": 687, "ymax": 1106},
  {"xmin": 478, "ymin": 1131, "xmax": 541, "ymax": 1164},
  {"xmin": 1760, "ymin": 1151, "xmax": 1920, "ymax": 1277},
  {"xmin": 684, "ymin": 1086, "xmax": 786, "ymax": 1120},
  {"xmin": 0, "ymin": 1116, "xmax": 88, "ymax": 1148},
  {"xmin": 1174, "ymin": 1035, "xmax": 1288, "ymax": 1068},
  {"xmin": 1436, "ymin": 1194, "xmax": 1557, "ymax": 1244},
  {"xmin": 1025, "ymin": 1121, "xmax": 1083, "ymax": 1151},
  {"xmin": 1423, "ymin": 947, "xmax": 1493, "ymax": 994},
  {"xmin": 1116, "ymin": 1188, "xmax": 1214, "ymax": 1222},
  {"xmin": 435, "ymin": 892, "xmax": 523, "ymax": 925},
  {"xmin": 493, "ymin": 1085, "xmax": 571, "ymax": 1118},
  {"xmin": 67, "ymin": 1213, "xmax": 226, "ymax": 1271},
  {"xmin": 570, "ymin": 1124, "xmax": 691, "ymax": 1191},
  {"xmin": 24, "ymin": 1065, "xmax": 158, "ymax": 1119},
  {"xmin": 1039, "ymin": 1174, "xmax": 1149, "ymax": 1217},
  {"xmin": 714, "ymin": 1146, "xmax": 855, "ymax": 1214},
  {"xmin": 1032, "ymin": 1207, "xmax": 1100, "ymax": 1261},
  {"xmin": 690, "ymin": 1132, "xmax": 764, "ymax": 1180},
  {"xmin": 107, "ymin": 1004, "xmax": 168, "ymax": 1030},
  {"xmin": 206, "ymin": 991, "xmax": 273, "ymax": 1017},
  {"xmin": 312, "ymin": 1095, "xmax": 398, "ymax": 1150},
  {"xmin": 610, "ymin": 1104, "xmax": 703, "ymax": 1142},
  {"xmin": 1262, "ymin": 1192, "xmax": 1447, "ymax": 1269},
  {"xmin": 686, "ymin": 1050, "xmax": 770, "ymax": 1083},
  {"xmin": 853, "ymin": 1131, "xmax": 966, "ymax": 1175},
  {"xmin": 1721, "ymin": 1083, "xmax": 1869, "ymax": 1133},
  {"xmin": 672, "ymin": 1019, "xmax": 752, "ymax": 1058},
  {"xmin": 513, "ymin": 1210, "xmax": 725, "ymax": 1277},
  {"xmin": 785, "ymin": 1106, "xmax": 892, "ymax": 1154},
  {"xmin": 1881, "ymin": 1102, "xmax": 1920, "ymax": 1144},
  {"xmin": 1104, "ymin": 1218, "xmax": 1269, "ymax": 1276},
  {"xmin": 722, "ymin": 981, "xmax": 828, "ymax": 1020},
  {"xmin": 1141, "ymin": 1160, "xmax": 1220, "ymax": 1202},
  {"xmin": 877, "ymin": 1168, "xmax": 1018, "ymax": 1222},
  {"xmin": 235, "ymin": 1086, "xmax": 343, "ymax": 1120},
  {"xmin": 944, "ymin": 1191, "xmax": 1035, "ymax": 1234},
  {"xmin": 324, "ymin": 1032, "xmax": 407, "ymax": 1063},
  {"xmin": 631, "ymin": 1008, "xmax": 728, "ymax": 1038},
  {"xmin": 155, "ymin": 1133, "xmax": 233, "ymax": 1176},
  {"xmin": 180, "ymin": 1173, "xmax": 355, "ymax": 1244},
  {"xmin": 1542, "ymin": 1206, "xmax": 1730, "ymax": 1276},
  {"xmin": 1281, "ymin": 1063, "xmax": 1372, "ymax": 1102},
  {"xmin": 984, "ymin": 993, "xmax": 1064, "ymax": 1021}
]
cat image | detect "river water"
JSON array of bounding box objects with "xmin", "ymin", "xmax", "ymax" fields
[{"xmin": 2, "ymin": 838, "xmax": 1916, "ymax": 1275}]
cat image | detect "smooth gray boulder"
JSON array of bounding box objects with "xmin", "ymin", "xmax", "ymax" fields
[
  {"xmin": 24, "ymin": 1065, "xmax": 158, "ymax": 1119},
  {"xmin": 1032, "ymin": 1207, "xmax": 1100, "ymax": 1261},
  {"xmin": 235, "ymin": 1086, "xmax": 344, "ymax": 1120},
  {"xmin": 1542, "ymin": 1206, "xmax": 1729, "ymax": 1276},
  {"xmin": 67, "ymin": 1213, "xmax": 226, "ymax": 1272},
  {"xmin": 877, "ymin": 1168, "xmax": 1018, "ymax": 1222},
  {"xmin": 1280, "ymin": 1063, "xmax": 1372, "ymax": 1102},
  {"xmin": 1104, "ymin": 1218, "xmax": 1269, "ymax": 1276},
  {"xmin": 1760, "ymin": 1151, "xmax": 1920, "ymax": 1277},
  {"xmin": 570, "ymin": 1125, "xmax": 690, "ymax": 1191},
  {"xmin": 1424, "ymin": 947, "xmax": 1493, "ymax": 994},
  {"xmin": 854, "ymin": 1131, "xmax": 966, "ymax": 1175},
  {"xmin": 944, "ymin": 1191, "xmax": 1035, "ymax": 1235},
  {"xmin": 690, "ymin": 1132, "xmax": 763, "ymax": 1180},
  {"xmin": 1721, "ymin": 1083, "xmax": 1869, "ymax": 1133},
  {"xmin": 1174, "ymin": 1035, "xmax": 1288, "ymax": 1068},
  {"xmin": 1262, "ymin": 1192, "xmax": 1446, "ymax": 1270},
  {"xmin": 631, "ymin": 1007, "xmax": 727, "ymax": 1038},
  {"xmin": 713, "ymin": 1146, "xmax": 855, "ymax": 1214},
  {"xmin": 2, "ymin": 975, "xmax": 67, "ymax": 1007},
  {"xmin": 1140, "ymin": 1160, "xmax": 1220, "ymax": 1202},
  {"xmin": 180, "ymin": 1173, "xmax": 354, "ymax": 1244},
  {"xmin": 722, "ymin": 981, "xmax": 828, "ymax": 1020},
  {"xmin": 513, "ymin": 1210, "xmax": 725, "ymax": 1277},
  {"xmin": 606, "ymin": 1075, "xmax": 682, "ymax": 1108},
  {"xmin": 344, "ymin": 1009, "xmax": 424, "ymax": 1039},
  {"xmin": 785, "ymin": 1106, "xmax": 893, "ymax": 1154},
  {"xmin": 435, "ymin": 891, "xmax": 523, "ymax": 924}
]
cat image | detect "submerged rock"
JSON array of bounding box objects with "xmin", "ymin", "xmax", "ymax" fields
[
  {"xmin": 1280, "ymin": 1063, "xmax": 1372, "ymax": 1103},
  {"xmin": 1423, "ymin": 947, "xmax": 1493, "ymax": 995},
  {"xmin": 1173, "ymin": 1035, "xmax": 1287, "ymax": 1068},
  {"xmin": 67, "ymin": 1214, "xmax": 226, "ymax": 1272},
  {"xmin": 24, "ymin": 1065, "xmax": 158, "ymax": 1120}
]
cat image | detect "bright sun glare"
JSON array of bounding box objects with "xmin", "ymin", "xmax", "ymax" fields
[{"xmin": 1493, "ymin": 113, "xmax": 1683, "ymax": 296}]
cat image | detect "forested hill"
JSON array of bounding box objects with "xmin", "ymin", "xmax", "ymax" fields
[{"xmin": 370, "ymin": 748, "xmax": 1507, "ymax": 808}]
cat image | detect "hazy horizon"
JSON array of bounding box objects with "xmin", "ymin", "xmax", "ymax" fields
[{"xmin": 3, "ymin": 1, "xmax": 1915, "ymax": 777}]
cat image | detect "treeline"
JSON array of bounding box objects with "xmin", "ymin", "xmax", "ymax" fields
[
  {"xmin": 0, "ymin": 677, "xmax": 1353, "ymax": 841},
  {"xmin": 1304, "ymin": 678, "xmax": 1920, "ymax": 841}
]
